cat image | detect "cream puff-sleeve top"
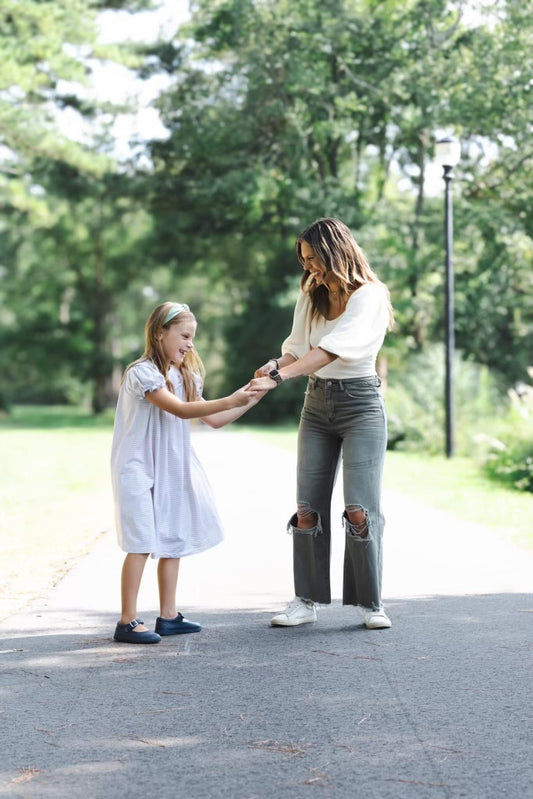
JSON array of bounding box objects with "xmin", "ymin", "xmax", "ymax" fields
[{"xmin": 281, "ymin": 283, "xmax": 389, "ymax": 379}]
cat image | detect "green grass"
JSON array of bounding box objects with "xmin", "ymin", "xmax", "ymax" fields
[
  {"xmin": 236, "ymin": 424, "xmax": 533, "ymax": 550},
  {"xmin": 0, "ymin": 407, "xmax": 115, "ymax": 619},
  {"xmin": 0, "ymin": 404, "xmax": 115, "ymax": 429}
]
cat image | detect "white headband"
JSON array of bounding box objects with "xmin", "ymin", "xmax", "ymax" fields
[{"xmin": 163, "ymin": 303, "xmax": 190, "ymax": 325}]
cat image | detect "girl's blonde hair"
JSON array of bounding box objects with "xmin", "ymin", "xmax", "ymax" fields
[
  {"xmin": 297, "ymin": 217, "xmax": 395, "ymax": 328},
  {"xmin": 123, "ymin": 302, "xmax": 205, "ymax": 402}
]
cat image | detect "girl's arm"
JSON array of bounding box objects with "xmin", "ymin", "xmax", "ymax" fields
[
  {"xmin": 200, "ymin": 390, "xmax": 267, "ymax": 429},
  {"xmin": 145, "ymin": 385, "xmax": 252, "ymax": 419}
]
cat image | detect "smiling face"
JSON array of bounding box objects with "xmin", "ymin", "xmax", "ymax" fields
[
  {"xmin": 300, "ymin": 240, "xmax": 328, "ymax": 289},
  {"xmin": 159, "ymin": 317, "xmax": 197, "ymax": 366}
]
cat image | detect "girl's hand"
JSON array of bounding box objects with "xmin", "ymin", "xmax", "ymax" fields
[
  {"xmin": 248, "ymin": 376, "xmax": 277, "ymax": 392},
  {"xmin": 246, "ymin": 387, "xmax": 268, "ymax": 403},
  {"xmin": 230, "ymin": 385, "xmax": 257, "ymax": 407}
]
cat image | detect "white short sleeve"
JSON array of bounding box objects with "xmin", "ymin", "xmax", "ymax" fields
[{"xmin": 125, "ymin": 361, "xmax": 166, "ymax": 398}]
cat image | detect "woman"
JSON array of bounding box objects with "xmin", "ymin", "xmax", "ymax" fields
[{"xmin": 250, "ymin": 218, "xmax": 394, "ymax": 629}]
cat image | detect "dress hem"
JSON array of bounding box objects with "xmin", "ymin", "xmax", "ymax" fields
[{"xmin": 118, "ymin": 538, "xmax": 224, "ymax": 559}]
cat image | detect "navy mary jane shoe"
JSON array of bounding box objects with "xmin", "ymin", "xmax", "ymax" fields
[
  {"xmin": 155, "ymin": 612, "xmax": 202, "ymax": 636},
  {"xmin": 114, "ymin": 619, "xmax": 161, "ymax": 644}
]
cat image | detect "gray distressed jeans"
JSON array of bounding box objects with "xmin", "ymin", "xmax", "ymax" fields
[{"xmin": 290, "ymin": 374, "xmax": 387, "ymax": 610}]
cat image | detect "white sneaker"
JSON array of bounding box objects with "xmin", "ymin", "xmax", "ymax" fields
[
  {"xmin": 363, "ymin": 609, "xmax": 391, "ymax": 629},
  {"xmin": 270, "ymin": 597, "xmax": 317, "ymax": 627}
]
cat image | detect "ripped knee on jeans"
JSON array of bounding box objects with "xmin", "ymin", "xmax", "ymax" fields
[
  {"xmin": 286, "ymin": 503, "xmax": 322, "ymax": 536},
  {"xmin": 344, "ymin": 504, "xmax": 370, "ymax": 539}
]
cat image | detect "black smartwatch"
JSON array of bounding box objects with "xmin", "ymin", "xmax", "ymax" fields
[{"xmin": 268, "ymin": 369, "xmax": 283, "ymax": 386}]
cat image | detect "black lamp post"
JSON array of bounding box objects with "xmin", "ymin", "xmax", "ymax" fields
[{"xmin": 435, "ymin": 136, "xmax": 461, "ymax": 458}]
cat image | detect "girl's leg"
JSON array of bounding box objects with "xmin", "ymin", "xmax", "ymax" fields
[
  {"xmin": 154, "ymin": 558, "xmax": 201, "ymax": 634},
  {"xmin": 120, "ymin": 553, "xmax": 149, "ymax": 629},
  {"xmin": 157, "ymin": 557, "xmax": 180, "ymax": 619}
]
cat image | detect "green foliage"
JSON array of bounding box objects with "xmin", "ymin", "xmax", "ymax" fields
[
  {"xmin": 482, "ymin": 438, "xmax": 533, "ymax": 494},
  {"xmin": 143, "ymin": 0, "xmax": 533, "ymax": 405},
  {"xmin": 0, "ymin": 0, "xmax": 113, "ymax": 197},
  {"xmin": 0, "ymin": 0, "xmax": 158, "ymax": 410},
  {"xmin": 0, "ymin": 167, "xmax": 154, "ymax": 410},
  {"xmin": 385, "ymin": 344, "xmax": 504, "ymax": 454},
  {"xmin": 476, "ymin": 379, "xmax": 533, "ymax": 493},
  {"xmin": 2, "ymin": 0, "xmax": 533, "ymax": 426}
]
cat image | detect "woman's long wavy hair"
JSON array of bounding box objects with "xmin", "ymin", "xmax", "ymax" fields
[
  {"xmin": 123, "ymin": 302, "xmax": 205, "ymax": 402},
  {"xmin": 297, "ymin": 217, "xmax": 394, "ymax": 328}
]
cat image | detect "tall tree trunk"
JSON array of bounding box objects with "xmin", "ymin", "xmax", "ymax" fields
[{"xmin": 91, "ymin": 227, "xmax": 110, "ymax": 414}]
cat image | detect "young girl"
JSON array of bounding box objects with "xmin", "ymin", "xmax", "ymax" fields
[{"xmin": 111, "ymin": 301, "xmax": 262, "ymax": 644}]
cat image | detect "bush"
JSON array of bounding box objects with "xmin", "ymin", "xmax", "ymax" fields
[
  {"xmin": 385, "ymin": 344, "xmax": 503, "ymax": 454},
  {"xmin": 482, "ymin": 439, "xmax": 533, "ymax": 493},
  {"xmin": 476, "ymin": 378, "xmax": 533, "ymax": 493}
]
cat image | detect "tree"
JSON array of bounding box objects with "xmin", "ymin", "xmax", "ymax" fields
[
  {"xmin": 3, "ymin": 0, "xmax": 532, "ymax": 414},
  {"xmin": 0, "ymin": 0, "xmax": 115, "ymax": 204},
  {"xmin": 0, "ymin": 0, "xmax": 156, "ymax": 410}
]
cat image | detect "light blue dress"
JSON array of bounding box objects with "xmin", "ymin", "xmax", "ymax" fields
[{"xmin": 111, "ymin": 360, "xmax": 224, "ymax": 558}]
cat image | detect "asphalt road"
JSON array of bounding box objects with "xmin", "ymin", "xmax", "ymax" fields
[{"xmin": 1, "ymin": 429, "xmax": 532, "ymax": 799}]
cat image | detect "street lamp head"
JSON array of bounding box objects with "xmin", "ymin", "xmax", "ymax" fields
[{"xmin": 435, "ymin": 136, "xmax": 461, "ymax": 168}]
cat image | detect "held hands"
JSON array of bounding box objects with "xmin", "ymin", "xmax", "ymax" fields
[
  {"xmin": 230, "ymin": 384, "xmax": 268, "ymax": 406},
  {"xmin": 248, "ymin": 358, "xmax": 279, "ymax": 392},
  {"xmin": 254, "ymin": 359, "xmax": 276, "ymax": 378},
  {"xmin": 248, "ymin": 375, "xmax": 277, "ymax": 392},
  {"xmin": 230, "ymin": 385, "xmax": 257, "ymax": 407}
]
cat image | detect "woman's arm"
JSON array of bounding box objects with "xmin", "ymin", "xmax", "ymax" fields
[
  {"xmin": 145, "ymin": 385, "xmax": 253, "ymax": 419},
  {"xmin": 254, "ymin": 353, "xmax": 296, "ymax": 378},
  {"xmin": 280, "ymin": 347, "xmax": 336, "ymax": 379},
  {"xmin": 249, "ymin": 347, "xmax": 337, "ymax": 391}
]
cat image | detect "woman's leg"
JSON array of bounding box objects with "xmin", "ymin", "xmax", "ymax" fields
[
  {"xmin": 337, "ymin": 380, "xmax": 387, "ymax": 609},
  {"xmin": 157, "ymin": 557, "xmax": 181, "ymax": 619},
  {"xmin": 292, "ymin": 386, "xmax": 342, "ymax": 604},
  {"xmin": 119, "ymin": 553, "xmax": 149, "ymax": 629}
]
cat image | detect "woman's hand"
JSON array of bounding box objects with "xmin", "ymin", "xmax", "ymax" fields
[{"xmin": 254, "ymin": 359, "xmax": 276, "ymax": 378}]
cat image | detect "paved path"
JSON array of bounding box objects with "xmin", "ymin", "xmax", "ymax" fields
[{"xmin": 1, "ymin": 430, "xmax": 532, "ymax": 798}]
